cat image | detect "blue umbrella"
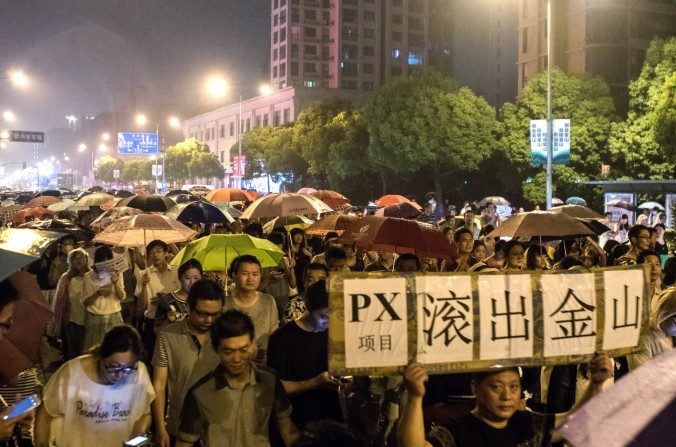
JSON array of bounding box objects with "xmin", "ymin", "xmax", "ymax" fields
[
  {"xmin": 166, "ymin": 201, "xmax": 234, "ymax": 224},
  {"xmin": 566, "ymin": 196, "xmax": 587, "ymax": 206}
]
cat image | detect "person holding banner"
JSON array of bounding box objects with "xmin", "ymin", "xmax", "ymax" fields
[{"xmin": 397, "ymin": 352, "xmax": 613, "ymax": 447}]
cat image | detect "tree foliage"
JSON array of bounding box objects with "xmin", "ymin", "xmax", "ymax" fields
[
  {"xmin": 608, "ymin": 37, "xmax": 676, "ymax": 179},
  {"xmin": 366, "ymin": 68, "xmax": 496, "ymax": 202},
  {"xmin": 94, "ymin": 155, "xmax": 124, "ymax": 183},
  {"xmin": 498, "ymin": 67, "xmax": 617, "ymax": 205},
  {"xmin": 165, "ymin": 138, "xmax": 224, "ymax": 183}
]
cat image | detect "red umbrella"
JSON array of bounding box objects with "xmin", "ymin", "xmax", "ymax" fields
[
  {"xmin": 26, "ymin": 196, "xmax": 60, "ymax": 208},
  {"xmin": 374, "ymin": 202, "xmax": 421, "ymax": 218},
  {"xmin": 375, "ymin": 194, "xmax": 422, "ymax": 210},
  {"xmin": 310, "ymin": 190, "xmax": 350, "ymax": 210},
  {"xmin": 11, "ymin": 207, "xmax": 54, "ymax": 225},
  {"xmin": 297, "ymin": 187, "xmax": 318, "ymax": 194},
  {"xmin": 206, "ymin": 188, "xmax": 256, "ymax": 203},
  {"xmin": 305, "ymin": 214, "xmax": 359, "ymax": 236},
  {"xmin": 337, "ymin": 215, "xmax": 456, "ymax": 259},
  {"xmin": 0, "ymin": 272, "xmax": 53, "ymax": 383}
]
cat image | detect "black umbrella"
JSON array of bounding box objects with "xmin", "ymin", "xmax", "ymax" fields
[
  {"xmin": 13, "ymin": 193, "xmax": 33, "ymax": 204},
  {"xmin": 18, "ymin": 219, "xmax": 95, "ymax": 241},
  {"xmin": 579, "ymin": 219, "xmax": 612, "ymax": 236},
  {"xmin": 114, "ymin": 190, "xmax": 134, "ymax": 198},
  {"xmin": 34, "ymin": 190, "xmax": 61, "ymax": 198},
  {"xmin": 88, "ymin": 186, "xmax": 104, "ymax": 192},
  {"xmin": 166, "ymin": 201, "xmax": 232, "ymax": 224},
  {"xmin": 116, "ymin": 194, "xmax": 177, "ymax": 212},
  {"xmin": 166, "ymin": 189, "xmax": 192, "ymax": 197},
  {"xmin": 173, "ymin": 193, "xmax": 200, "ymax": 203}
]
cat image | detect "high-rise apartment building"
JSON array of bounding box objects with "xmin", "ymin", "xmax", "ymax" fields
[
  {"xmin": 270, "ymin": 0, "xmax": 429, "ymax": 92},
  {"xmin": 517, "ymin": 0, "xmax": 676, "ymax": 113}
]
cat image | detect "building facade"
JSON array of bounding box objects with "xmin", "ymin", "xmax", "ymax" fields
[{"xmin": 517, "ymin": 0, "xmax": 676, "ymax": 113}]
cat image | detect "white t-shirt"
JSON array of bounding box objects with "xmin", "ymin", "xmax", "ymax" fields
[
  {"xmin": 43, "ymin": 356, "xmax": 155, "ymax": 447},
  {"xmin": 81, "ymin": 270, "xmax": 124, "ymax": 315}
]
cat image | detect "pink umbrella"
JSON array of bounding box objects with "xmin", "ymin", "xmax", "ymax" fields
[{"xmin": 297, "ymin": 187, "xmax": 318, "ymax": 194}]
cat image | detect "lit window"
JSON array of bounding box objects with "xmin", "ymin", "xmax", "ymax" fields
[
  {"xmin": 408, "ymin": 51, "xmax": 423, "ymax": 66},
  {"xmin": 391, "ymin": 49, "xmax": 401, "ymax": 59}
]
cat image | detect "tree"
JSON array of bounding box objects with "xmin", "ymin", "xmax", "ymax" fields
[
  {"xmin": 608, "ymin": 37, "xmax": 676, "ymax": 179},
  {"xmin": 189, "ymin": 151, "xmax": 225, "ymax": 181},
  {"xmin": 95, "ymin": 156, "xmax": 124, "ymax": 183},
  {"xmin": 498, "ymin": 67, "xmax": 617, "ymax": 205},
  {"xmin": 121, "ymin": 160, "xmax": 152, "ymax": 188},
  {"xmin": 366, "ymin": 68, "xmax": 496, "ymax": 204},
  {"xmin": 165, "ymin": 138, "xmax": 224, "ymax": 183}
]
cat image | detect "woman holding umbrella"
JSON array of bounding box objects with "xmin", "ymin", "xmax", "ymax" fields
[{"xmin": 81, "ymin": 246, "xmax": 126, "ymax": 349}]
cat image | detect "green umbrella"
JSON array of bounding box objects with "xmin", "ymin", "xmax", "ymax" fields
[
  {"xmin": 170, "ymin": 234, "xmax": 285, "ymax": 272},
  {"xmin": 0, "ymin": 228, "xmax": 66, "ymax": 282}
]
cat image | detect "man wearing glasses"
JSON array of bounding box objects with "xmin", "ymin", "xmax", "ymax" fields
[
  {"xmin": 151, "ymin": 278, "xmax": 224, "ymax": 447},
  {"xmin": 617, "ymin": 224, "xmax": 651, "ymax": 266}
]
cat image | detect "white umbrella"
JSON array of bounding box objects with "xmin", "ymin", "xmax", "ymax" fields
[
  {"xmin": 638, "ymin": 201, "xmax": 664, "ymax": 211},
  {"xmin": 240, "ymin": 193, "xmax": 333, "ymax": 219}
]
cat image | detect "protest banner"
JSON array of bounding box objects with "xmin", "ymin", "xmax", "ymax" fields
[{"xmin": 328, "ymin": 266, "xmax": 649, "ymax": 376}]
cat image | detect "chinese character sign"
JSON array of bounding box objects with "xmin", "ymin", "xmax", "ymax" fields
[
  {"xmin": 329, "ymin": 267, "xmax": 648, "ymax": 376},
  {"xmin": 232, "ymin": 155, "xmax": 246, "ymax": 177},
  {"xmin": 416, "ymin": 275, "xmax": 473, "ymax": 364},
  {"xmin": 117, "ymin": 132, "xmax": 158, "ymax": 154},
  {"xmin": 530, "ymin": 119, "xmax": 571, "ymax": 166},
  {"xmin": 342, "ymin": 277, "xmax": 408, "ymax": 368}
]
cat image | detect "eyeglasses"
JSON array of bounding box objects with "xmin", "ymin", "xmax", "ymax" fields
[
  {"xmin": 103, "ymin": 362, "xmax": 138, "ymax": 374},
  {"xmin": 192, "ymin": 309, "xmax": 222, "ymax": 320}
]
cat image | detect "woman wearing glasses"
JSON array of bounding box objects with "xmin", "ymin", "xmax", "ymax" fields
[{"xmin": 34, "ymin": 325, "xmax": 155, "ymax": 447}]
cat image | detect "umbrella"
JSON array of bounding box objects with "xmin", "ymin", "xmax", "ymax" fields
[
  {"xmin": 90, "ymin": 206, "xmax": 145, "ymax": 232},
  {"xmin": 311, "ymin": 190, "xmax": 350, "ymax": 210},
  {"xmin": 297, "ymin": 187, "xmax": 318, "ymax": 194},
  {"xmin": 76, "ymin": 192, "xmax": 116, "ymax": 208},
  {"xmin": 262, "ymin": 215, "xmax": 314, "ymax": 234},
  {"xmin": 240, "ymin": 193, "xmax": 334, "ymax": 219},
  {"xmin": 337, "ymin": 215, "xmax": 456, "ymax": 259},
  {"xmin": 47, "ymin": 198, "xmax": 76, "ymax": 212},
  {"xmin": 116, "ymin": 194, "xmax": 177, "ymax": 213},
  {"xmin": 26, "ymin": 196, "xmax": 60, "ymax": 208},
  {"xmin": 477, "ymin": 196, "xmax": 511, "ymax": 207},
  {"xmin": 565, "ymin": 196, "xmax": 587, "ymax": 206},
  {"xmin": 0, "ymin": 272, "xmax": 53, "ymax": 383},
  {"xmin": 212, "ymin": 202, "xmax": 242, "ymax": 220},
  {"xmin": 166, "ymin": 201, "xmax": 234, "ymax": 225},
  {"xmin": 550, "ymin": 204, "xmax": 602, "ymax": 219},
  {"xmin": 18, "ymin": 219, "xmax": 95, "ymax": 241},
  {"xmin": 486, "ymin": 211, "xmax": 595, "ymax": 240},
  {"xmin": 34, "ymin": 190, "xmax": 61, "ymax": 198},
  {"xmin": 58, "ymin": 188, "xmax": 76, "ymax": 198},
  {"xmin": 170, "ymin": 234, "xmax": 285, "ymax": 271},
  {"xmin": 557, "ymin": 349, "xmax": 676, "ymax": 447},
  {"xmin": 0, "ymin": 204, "xmax": 24, "ymax": 224},
  {"xmin": 166, "ymin": 189, "xmax": 192, "ymax": 197},
  {"xmin": 305, "ymin": 214, "xmax": 359, "ymax": 236},
  {"xmin": 88, "ymin": 186, "xmax": 104, "ymax": 192},
  {"xmin": 374, "ymin": 202, "xmax": 422, "ymax": 218},
  {"xmin": 552, "ymin": 197, "xmax": 565, "ymax": 206},
  {"xmin": 579, "ymin": 219, "xmax": 612, "ymax": 236},
  {"xmin": 205, "ymin": 188, "xmax": 256, "ymax": 203},
  {"xmin": 12, "ymin": 193, "xmax": 33, "ymax": 205},
  {"xmin": 0, "ymin": 228, "xmax": 65, "ymax": 282},
  {"xmin": 93, "ymin": 214, "xmax": 197, "ymax": 247},
  {"xmin": 375, "ymin": 194, "xmax": 422, "ymax": 210},
  {"xmin": 638, "ymin": 201, "xmax": 665, "ymax": 211},
  {"xmin": 114, "ymin": 190, "xmax": 134, "ymax": 198},
  {"xmin": 76, "ymin": 190, "xmax": 93, "ymax": 200},
  {"xmin": 11, "ymin": 207, "xmax": 55, "ymax": 225},
  {"xmin": 172, "ymin": 193, "xmax": 201, "ymax": 204},
  {"xmin": 604, "ymin": 199, "xmax": 636, "ymax": 211}
]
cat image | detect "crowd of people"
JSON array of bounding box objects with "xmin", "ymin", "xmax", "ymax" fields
[{"xmin": 0, "ymin": 190, "xmax": 674, "ymax": 447}]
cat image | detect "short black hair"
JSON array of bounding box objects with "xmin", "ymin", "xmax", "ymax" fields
[
  {"xmin": 637, "ymin": 250, "xmax": 660, "ymax": 264},
  {"xmin": 146, "ymin": 239, "xmax": 169, "ymax": 253},
  {"xmin": 187, "ymin": 278, "xmax": 225, "ymax": 309},
  {"xmin": 394, "ymin": 253, "xmax": 420, "ymax": 271},
  {"xmin": 303, "ymin": 262, "xmax": 329, "ymax": 280},
  {"xmin": 502, "ymin": 239, "xmax": 525, "ymax": 257},
  {"xmin": 454, "ymin": 227, "xmax": 473, "ymax": 243},
  {"xmin": 98, "ymin": 325, "xmax": 143, "ymax": 360},
  {"xmin": 227, "ymin": 254, "xmax": 262, "ymax": 277},
  {"xmin": 305, "ymin": 279, "xmax": 328, "ymax": 312},
  {"xmin": 211, "ymin": 309, "xmax": 255, "ymax": 348},
  {"xmin": 244, "ymin": 222, "xmax": 264, "ymax": 238},
  {"xmin": 93, "ymin": 245, "xmax": 113, "ymax": 263},
  {"xmin": 628, "ymin": 224, "xmax": 649, "ymax": 241},
  {"xmin": 0, "ymin": 278, "xmax": 19, "ymax": 313},
  {"xmin": 325, "ymin": 246, "xmax": 347, "ymax": 262},
  {"xmin": 267, "ymin": 231, "xmax": 286, "ymax": 246}
]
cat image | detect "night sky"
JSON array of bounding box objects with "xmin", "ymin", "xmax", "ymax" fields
[{"xmin": 1, "ymin": 0, "xmax": 270, "ymax": 162}]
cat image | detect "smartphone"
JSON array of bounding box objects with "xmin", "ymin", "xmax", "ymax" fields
[
  {"xmin": 123, "ymin": 435, "xmax": 151, "ymax": 446},
  {"xmin": 2, "ymin": 394, "xmax": 41, "ymax": 420}
]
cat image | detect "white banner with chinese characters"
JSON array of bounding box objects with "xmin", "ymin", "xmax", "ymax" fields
[{"xmin": 328, "ymin": 266, "xmax": 649, "ymax": 375}]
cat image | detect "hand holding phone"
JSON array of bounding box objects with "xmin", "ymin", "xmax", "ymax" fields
[
  {"xmin": 124, "ymin": 435, "xmax": 151, "ymax": 446},
  {"xmin": 2, "ymin": 394, "xmax": 40, "ymax": 421}
]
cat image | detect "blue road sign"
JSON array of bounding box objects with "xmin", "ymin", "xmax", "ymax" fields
[{"xmin": 117, "ymin": 132, "xmax": 158, "ymax": 154}]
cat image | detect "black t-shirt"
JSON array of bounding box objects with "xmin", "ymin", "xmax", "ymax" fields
[
  {"xmin": 266, "ymin": 321, "xmax": 343, "ymax": 428},
  {"xmin": 427, "ymin": 411, "xmax": 555, "ymax": 447}
]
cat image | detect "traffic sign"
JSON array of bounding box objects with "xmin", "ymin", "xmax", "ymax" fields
[
  {"xmin": 7, "ymin": 130, "xmax": 44, "ymax": 143},
  {"xmin": 151, "ymin": 165, "xmax": 163, "ymax": 176},
  {"xmin": 113, "ymin": 169, "xmax": 120, "ymax": 179},
  {"xmin": 117, "ymin": 132, "xmax": 158, "ymax": 154}
]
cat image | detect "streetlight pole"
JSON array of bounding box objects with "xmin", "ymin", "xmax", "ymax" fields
[
  {"xmin": 237, "ymin": 93, "xmax": 243, "ymax": 188},
  {"xmin": 545, "ymin": 0, "xmax": 553, "ymax": 210}
]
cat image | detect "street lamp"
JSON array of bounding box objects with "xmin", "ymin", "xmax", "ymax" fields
[
  {"xmin": 5, "ymin": 70, "xmax": 30, "ymax": 89},
  {"xmin": 545, "ymin": 0, "xmax": 553, "ymax": 209},
  {"xmin": 2, "ymin": 110, "xmax": 15, "ymax": 122},
  {"xmin": 102, "ymin": 132, "xmax": 111, "ymax": 142}
]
